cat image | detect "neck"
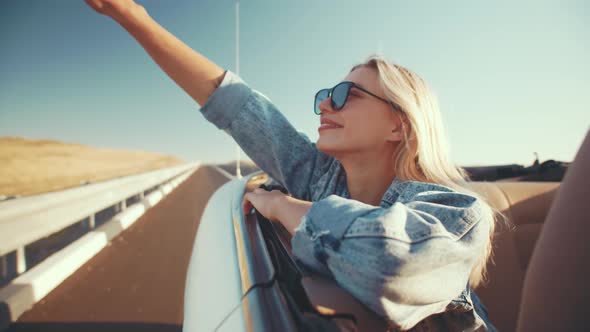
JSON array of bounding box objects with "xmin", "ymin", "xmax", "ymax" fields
[{"xmin": 337, "ymin": 148, "xmax": 397, "ymax": 206}]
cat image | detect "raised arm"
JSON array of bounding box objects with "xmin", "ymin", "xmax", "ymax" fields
[
  {"xmin": 86, "ymin": 0, "xmax": 329, "ymax": 198},
  {"xmin": 85, "ymin": 0, "xmax": 225, "ymax": 106}
]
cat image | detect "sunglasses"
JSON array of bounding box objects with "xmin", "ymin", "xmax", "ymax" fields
[{"xmin": 314, "ymin": 81, "xmax": 400, "ymax": 115}]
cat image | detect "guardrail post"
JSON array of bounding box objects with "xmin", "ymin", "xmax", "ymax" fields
[
  {"xmin": 89, "ymin": 214, "xmax": 95, "ymax": 229},
  {"xmin": 139, "ymin": 192, "xmax": 145, "ymax": 199},
  {"xmin": 16, "ymin": 247, "xmax": 26, "ymax": 274},
  {"xmin": 1, "ymin": 254, "xmax": 7, "ymax": 279},
  {"xmin": 121, "ymin": 200, "xmax": 127, "ymax": 211}
]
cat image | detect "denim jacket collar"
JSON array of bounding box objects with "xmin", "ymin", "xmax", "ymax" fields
[{"xmin": 380, "ymin": 176, "xmax": 404, "ymax": 207}]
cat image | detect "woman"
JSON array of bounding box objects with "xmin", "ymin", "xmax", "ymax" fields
[{"xmin": 86, "ymin": 1, "xmax": 502, "ymax": 331}]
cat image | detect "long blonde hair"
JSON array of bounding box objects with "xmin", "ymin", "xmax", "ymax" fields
[{"xmin": 350, "ymin": 54, "xmax": 508, "ymax": 289}]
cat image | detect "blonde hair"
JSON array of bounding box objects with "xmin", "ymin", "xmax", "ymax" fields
[{"xmin": 350, "ymin": 54, "xmax": 508, "ymax": 289}]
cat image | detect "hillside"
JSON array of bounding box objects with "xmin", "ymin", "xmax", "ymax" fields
[{"xmin": 0, "ymin": 137, "xmax": 185, "ymax": 198}]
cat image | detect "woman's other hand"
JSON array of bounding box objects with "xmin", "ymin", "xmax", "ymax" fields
[
  {"xmin": 243, "ymin": 189, "xmax": 313, "ymax": 235},
  {"xmin": 84, "ymin": 0, "xmax": 142, "ymax": 23},
  {"xmin": 243, "ymin": 188, "xmax": 286, "ymax": 221}
]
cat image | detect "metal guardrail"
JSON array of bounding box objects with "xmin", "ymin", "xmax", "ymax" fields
[{"xmin": 0, "ymin": 162, "xmax": 199, "ymax": 278}]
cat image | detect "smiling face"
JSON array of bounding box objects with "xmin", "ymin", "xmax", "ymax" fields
[{"xmin": 316, "ymin": 65, "xmax": 404, "ymax": 158}]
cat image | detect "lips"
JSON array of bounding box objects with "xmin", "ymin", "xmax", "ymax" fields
[
  {"xmin": 318, "ymin": 118, "xmax": 343, "ymax": 132},
  {"xmin": 319, "ymin": 124, "xmax": 342, "ymax": 130},
  {"xmin": 320, "ymin": 118, "xmax": 343, "ymax": 128}
]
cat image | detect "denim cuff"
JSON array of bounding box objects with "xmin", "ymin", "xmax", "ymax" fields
[
  {"xmin": 199, "ymin": 69, "xmax": 253, "ymax": 130},
  {"xmin": 306, "ymin": 195, "xmax": 379, "ymax": 241},
  {"xmin": 292, "ymin": 214, "xmax": 333, "ymax": 278},
  {"xmin": 292, "ymin": 195, "xmax": 379, "ymax": 273}
]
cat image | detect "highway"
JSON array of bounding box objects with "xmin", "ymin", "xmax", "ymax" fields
[{"xmin": 5, "ymin": 166, "xmax": 231, "ymax": 332}]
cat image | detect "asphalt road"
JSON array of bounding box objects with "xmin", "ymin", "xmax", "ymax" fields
[{"xmin": 6, "ymin": 166, "xmax": 232, "ymax": 332}]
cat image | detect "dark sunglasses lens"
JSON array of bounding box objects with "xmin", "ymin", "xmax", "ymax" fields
[
  {"xmin": 314, "ymin": 89, "xmax": 329, "ymax": 114},
  {"xmin": 331, "ymin": 83, "xmax": 350, "ymax": 110}
]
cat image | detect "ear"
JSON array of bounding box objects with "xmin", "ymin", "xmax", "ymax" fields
[
  {"xmin": 386, "ymin": 127, "xmax": 404, "ymax": 142},
  {"xmin": 387, "ymin": 114, "xmax": 407, "ymax": 143}
]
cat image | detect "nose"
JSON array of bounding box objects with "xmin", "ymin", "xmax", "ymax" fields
[{"xmin": 318, "ymin": 96, "xmax": 336, "ymax": 114}]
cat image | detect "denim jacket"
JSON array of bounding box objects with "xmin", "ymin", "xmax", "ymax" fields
[{"xmin": 199, "ymin": 69, "xmax": 498, "ymax": 332}]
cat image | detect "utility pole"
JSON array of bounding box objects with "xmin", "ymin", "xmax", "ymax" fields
[{"xmin": 235, "ymin": 0, "xmax": 242, "ymax": 178}]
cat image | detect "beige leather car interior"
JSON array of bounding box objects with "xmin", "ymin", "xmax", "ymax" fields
[
  {"xmin": 516, "ymin": 130, "xmax": 589, "ymax": 332},
  {"xmin": 470, "ymin": 181, "xmax": 560, "ymax": 332}
]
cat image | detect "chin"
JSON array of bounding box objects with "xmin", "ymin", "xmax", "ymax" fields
[{"xmin": 317, "ymin": 138, "xmax": 344, "ymax": 156}]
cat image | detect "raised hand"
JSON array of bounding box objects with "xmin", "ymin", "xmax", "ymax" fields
[{"xmin": 84, "ymin": 0, "xmax": 142, "ymax": 23}]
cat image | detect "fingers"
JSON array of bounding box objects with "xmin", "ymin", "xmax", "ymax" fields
[
  {"xmin": 242, "ymin": 194, "xmax": 254, "ymax": 215},
  {"xmin": 85, "ymin": 0, "xmax": 101, "ymax": 11},
  {"xmin": 242, "ymin": 189, "xmax": 284, "ymax": 216}
]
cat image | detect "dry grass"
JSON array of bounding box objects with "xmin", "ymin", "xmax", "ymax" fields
[{"xmin": 0, "ymin": 136, "xmax": 185, "ymax": 197}]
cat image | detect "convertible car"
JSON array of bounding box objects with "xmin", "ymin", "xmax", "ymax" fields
[{"xmin": 183, "ymin": 132, "xmax": 589, "ymax": 332}]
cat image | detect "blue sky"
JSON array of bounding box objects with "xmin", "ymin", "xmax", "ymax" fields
[{"xmin": 0, "ymin": 0, "xmax": 588, "ymax": 166}]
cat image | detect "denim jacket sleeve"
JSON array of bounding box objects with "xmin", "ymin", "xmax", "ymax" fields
[
  {"xmin": 199, "ymin": 69, "xmax": 331, "ymax": 199},
  {"xmin": 291, "ymin": 187, "xmax": 493, "ymax": 331}
]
